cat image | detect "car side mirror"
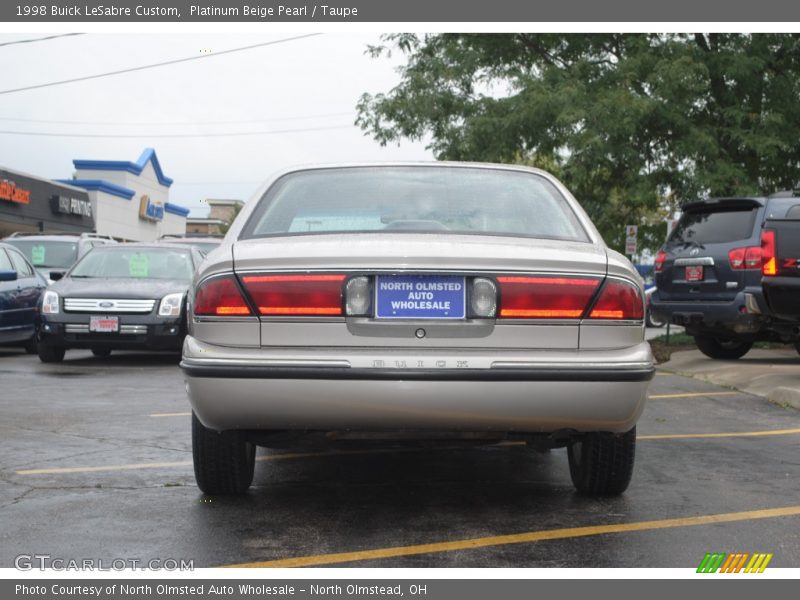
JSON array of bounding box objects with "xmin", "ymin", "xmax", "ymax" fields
[
  {"xmin": 0, "ymin": 269, "xmax": 18, "ymax": 282},
  {"xmin": 50, "ymin": 271, "xmax": 65, "ymax": 281}
]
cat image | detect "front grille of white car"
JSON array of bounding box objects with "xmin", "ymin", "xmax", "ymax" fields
[
  {"xmin": 64, "ymin": 324, "xmax": 149, "ymax": 335},
  {"xmin": 63, "ymin": 298, "xmax": 155, "ymax": 313}
]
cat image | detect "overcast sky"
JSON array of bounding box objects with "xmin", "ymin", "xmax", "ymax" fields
[{"xmin": 0, "ymin": 33, "xmax": 432, "ymax": 216}]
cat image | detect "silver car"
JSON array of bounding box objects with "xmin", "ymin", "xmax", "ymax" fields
[{"xmin": 182, "ymin": 163, "xmax": 654, "ymax": 496}]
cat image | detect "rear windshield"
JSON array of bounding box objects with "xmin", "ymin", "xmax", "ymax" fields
[
  {"xmin": 6, "ymin": 240, "xmax": 78, "ymax": 269},
  {"xmin": 668, "ymin": 207, "xmax": 758, "ymax": 245},
  {"xmin": 241, "ymin": 167, "xmax": 589, "ymax": 242},
  {"xmin": 70, "ymin": 248, "xmax": 194, "ymax": 280}
]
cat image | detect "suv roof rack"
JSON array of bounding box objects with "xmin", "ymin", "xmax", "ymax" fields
[
  {"xmin": 160, "ymin": 233, "xmax": 224, "ymax": 239},
  {"xmin": 6, "ymin": 231, "xmax": 115, "ymax": 240}
]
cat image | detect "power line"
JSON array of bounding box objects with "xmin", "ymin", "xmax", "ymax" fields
[
  {"xmin": 0, "ymin": 33, "xmax": 86, "ymax": 48},
  {"xmin": 0, "ymin": 124, "xmax": 354, "ymax": 138},
  {"xmin": 0, "ymin": 33, "xmax": 322, "ymax": 96},
  {"xmin": 0, "ymin": 111, "xmax": 354, "ymax": 126}
]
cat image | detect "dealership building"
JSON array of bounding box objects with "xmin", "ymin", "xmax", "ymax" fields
[{"xmin": 0, "ymin": 148, "xmax": 190, "ymax": 242}]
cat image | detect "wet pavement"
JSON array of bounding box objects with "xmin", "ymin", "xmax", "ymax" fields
[{"xmin": 0, "ymin": 346, "xmax": 798, "ymax": 569}]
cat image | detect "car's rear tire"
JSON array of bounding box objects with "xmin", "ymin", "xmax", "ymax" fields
[
  {"xmin": 568, "ymin": 428, "xmax": 635, "ymax": 496},
  {"xmin": 645, "ymin": 309, "xmax": 665, "ymax": 328},
  {"xmin": 192, "ymin": 412, "xmax": 255, "ymax": 495},
  {"xmin": 91, "ymin": 348, "xmax": 112, "ymax": 357},
  {"xmin": 37, "ymin": 341, "xmax": 65, "ymax": 363},
  {"xmin": 694, "ymin": 335, "xmax": 753, "ymax": 360}
]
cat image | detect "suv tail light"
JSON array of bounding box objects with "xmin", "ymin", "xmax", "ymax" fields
[
  {"xmin": 194, "ymin": 275, "xmax": 252, "ymax": 316},
  {"xmin": 241, "ymin": 274, "xmax": 346, "ymax": 316},
  {"xmin": 496, "ymin": 276, "xmax": 601, "ymax": 318},
  {"xmin": 728, "ymin": 246, "xmax": 762, "ymax": 270},
  {"xmin": 588, "ymin": 279, "xmax": 644, "ymax": 320},
  {"xmin": 654, "ymin": 250, "xmax": 667, "ymax": 273},
  {"xmin": 761, "ymin": 229, "xmax": 777, "ymax": 276}
]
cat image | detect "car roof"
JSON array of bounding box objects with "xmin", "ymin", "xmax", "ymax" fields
[{"xmin": 93, "ymin": 242, "xmax": 195, "ymax": 252}]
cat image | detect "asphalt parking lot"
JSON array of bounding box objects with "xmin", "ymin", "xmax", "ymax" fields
[{"xmin": 1, "ymin": 346, "xmax": 798, "ymax": 569}]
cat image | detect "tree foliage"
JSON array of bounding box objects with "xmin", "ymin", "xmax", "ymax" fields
[{"xmin": 356, "ymin": 34, "xmax": 800, "ymax": 253}]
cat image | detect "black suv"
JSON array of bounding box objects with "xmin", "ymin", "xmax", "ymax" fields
[{"xmin": 650, "ymin": 195, "xmax": 800, "ymax": 359}]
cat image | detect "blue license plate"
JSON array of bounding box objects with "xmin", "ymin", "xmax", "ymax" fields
[{"xmin": 375, "ymin": 275, "xmax": 466, "ymax": 319}]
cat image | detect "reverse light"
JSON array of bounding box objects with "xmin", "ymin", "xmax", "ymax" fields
[
  {"xmin": 194, "ymin": 276, "xmax": 252, "ymax": 316},
  {"xmin": 761, "ymin": 229, "xmax": 777, "ymax": 276},
  {"xmin": 158, "ymin": 292, "xmax": 184, "ymax": 317},
  {"xmin": 241, "ymin": 274, "xmax": 346, "ymax": 316},
  {"xmin": 728, "ymin": 246, "xmax": 762, "ymax": 270},
  {"xmin": 588, "ymin": 279, "xmax": 644, "ymax": 320},
  {"xmin": 345, "ymin": 276, "xmax": 371, "ymax": 316},
  {"xmin": 470, "ymin": 278, "xmax": 497, "ymax": 318},
  {"xmin": 654, "ymin": 250, "xmax": 667, "ymax": 273},
  {"xmin": 42, "ymin": 290, "xmax": 59, "ymax": 314},
  {"xmin": 497, "ymin": 276, "xmax": 601, "ymax": 319}
]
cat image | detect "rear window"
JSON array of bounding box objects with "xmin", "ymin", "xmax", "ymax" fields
[
  {"xmin": 241, "ymin": 167, "xmax": 589, "ymax": 242},
  {"xmin": 668, "ymin": 207, "xmax": 758, "ymax": 245}
]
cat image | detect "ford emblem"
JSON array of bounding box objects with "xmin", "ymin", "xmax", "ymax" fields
[{"xmin": 99, "ymin": 301, "xmax": 114, "ymax": 308}]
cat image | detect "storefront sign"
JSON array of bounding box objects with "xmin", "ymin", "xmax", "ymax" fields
[
  {"xmin": 0, "ymin": 179, "xmax": 31, "ymax": 204},
  {"xmin": 52, "ymin": 195, "xmax": 92, "ymax": 218},
  {"xmin": 139, "ymin": 195, "xmax": 164, "ymax": 222}
]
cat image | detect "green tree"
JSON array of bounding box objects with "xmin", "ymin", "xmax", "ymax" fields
[{"xmin": 356, "ymin": 34, "xmax": 800, "ymax": 254}]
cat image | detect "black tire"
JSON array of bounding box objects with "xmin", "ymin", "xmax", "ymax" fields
[
  {"xmin": 192, "ymin": 412, "xmax": 255, "ymax": 495},
  {"xmin": 568, "ymin": 428, "xmax": 636, "ymax": 496},
  {"xmin": 24, "ymin": 335, "xmax": 38, "ymax": 354},
  {"xmin": 91, "ymin": 348, "xmax": 112, "ymax": 357},
  {"xmin": 37, "ymin": 341, "xmax": 65, "ymax": 363},
  {"xmin": 694, "ymin": 335, "xmax": 753, "ymax": 360},
  {"xmin": 645, "ymin": 309, "xmax": 665, "ymax": 328}
]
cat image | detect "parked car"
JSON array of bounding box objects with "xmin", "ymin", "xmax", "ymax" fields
[
  {"xmin": 650, "ymin": 195, "xmax": 800, "ymax": 359},
  {"xmin": 761, "ymin": 199, "xmax": 800, "ymax": 353},
  {"xmin": 182, "ymin": 163, "xmax": 654, "ymax": 496},
  {"xmin": 0, "ymin": 242, "xmax": 47, "ymax": 352},
  {"xmin": 644, "ymin": 286, "xmax": 665, "ymax": 328},
  {"xmin": 159, "ymin": 234, "xmax": 223, "ymax": 255},
  {"xmin": 37, "ymin": 243, "xmax": 204, "ymax": 362},
  {"xmin": 3, "ymin": 232, "xmax": 117, "ymax": 283}
]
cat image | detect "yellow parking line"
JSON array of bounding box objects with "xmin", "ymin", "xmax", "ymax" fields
[
  {"xmin": 150, "ymin": 412, "xmax": 191, "ymax": 418},
  {"xmin": 15, "ymin": 429, "xmax": 800, "ymax": 475},
  {"xmin": 639, "ymin": 428, "xmax": 800, "ymax": 440},
  {"xmin": 223, "ymin": 505, "xmax": 800, "ymax": 568},
  {"xmin": 649, "ymin": 391, "xmax": 741, "ymax": 399}
]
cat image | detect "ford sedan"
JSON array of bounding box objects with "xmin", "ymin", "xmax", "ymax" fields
[{"xmin": 182, "ymin": 163, "xmax": 654, "ymax": 496}]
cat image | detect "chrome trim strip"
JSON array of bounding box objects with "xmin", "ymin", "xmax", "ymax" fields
[
  {"xmin": 64, "ymin": 298, "xmax": 155, "ymax": 313},
  {"xmin": 674, "ymin": 257, "xmax": 715, "ymax": 266},
  {"xmin": 490, "ymin": 360, "xmax": 653, "ymax": 370}
]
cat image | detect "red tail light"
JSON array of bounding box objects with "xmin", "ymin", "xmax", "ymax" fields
[
  {"xmin": 497, "ymin": 276, "xmax": 601, "ymax": 318},
  {"xmin": 761, "ymin": 229, "xmax": 777, "ymax": 276},
  {"xmin": 194, "ymin": 275, "xmax": 252, "ymax": 316},
  {"xmin": 588, "ymin": 280, "xmax": 644, "ymax": 320},
  {"xmin": 241, "ymin": 274, "xmax": 346, "ymax": 316},
  {"xmin": 729, "ymin": 246, "xmax": 762, "ymax": 270},
  {"xmin": 654, "ymin": 250, "xmax": 667, "ymax": 273}
]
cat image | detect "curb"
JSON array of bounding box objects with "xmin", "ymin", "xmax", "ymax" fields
[{"xmin": 767, "ymin": 387, "xmax": 800, "ymax": 411}]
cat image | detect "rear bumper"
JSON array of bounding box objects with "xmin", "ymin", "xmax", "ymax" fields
[
  {"xmin": 649, "ymin": 289, "xmax": 765, "ymax": 335},
  {"xmin": 762, "ymin": 276, "xmax": 800, "ymax": 322},
  {"xmin": 181, "ymin": 337, "xmax": 654, "ymax": 434}
]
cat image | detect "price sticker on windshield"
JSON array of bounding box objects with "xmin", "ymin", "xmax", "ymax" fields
[
  {"xmin": 31, "ymin": 245, "xmax": 45, "ymax": 265},
  {"xmin": 129, "ymin": 254, "xmax": 149, "ymax": 278}
]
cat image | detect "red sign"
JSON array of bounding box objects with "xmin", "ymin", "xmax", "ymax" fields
[{"xmin": 0, "ymin": 179, "xmax": 31, "ymax": 205}]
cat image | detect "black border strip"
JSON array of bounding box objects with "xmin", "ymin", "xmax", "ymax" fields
[{"xmin": 180, "ymin": 363, "xmax": 655, "ymax": 382}]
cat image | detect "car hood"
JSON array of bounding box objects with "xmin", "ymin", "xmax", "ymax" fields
[
  {"xmin": 51, "ymin": 277, "xmax": 189, "ymax": 299},
  {"xmin": 230, "ymin": 233, "xmax": 609, "ymax": 276}
]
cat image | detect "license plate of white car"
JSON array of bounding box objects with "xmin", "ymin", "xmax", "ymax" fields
[
  {"xmin": 375, "ymin": 275, "xmax": 466, "ymax": 319},
  {"xmin": 89, "ymin": 316, "xmax": 119, "ymax": 333}
]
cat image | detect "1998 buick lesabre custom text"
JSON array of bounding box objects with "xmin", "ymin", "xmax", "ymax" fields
[{"xmin": 181, "ymin": 163, "xmax": 654, "ymax": 496}]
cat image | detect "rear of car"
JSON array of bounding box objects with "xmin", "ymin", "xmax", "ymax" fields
[
  {"xmin": 182, "ymin": 164, "xmax": 654, "ymax": 497},
  {"xmin": 4, "ymin": 233, "xmax": 117, "ymax": 283},
  {"xmin": 37, "ymin": 244, "xmax": 200, "ymax": 361},
  {"xmin": 650, "ymin": 199, "xmax": 772, "ymax": 358},
  {"xmin": 761, "ymin": 199, "xmax": 800, "ymax": 328}
]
